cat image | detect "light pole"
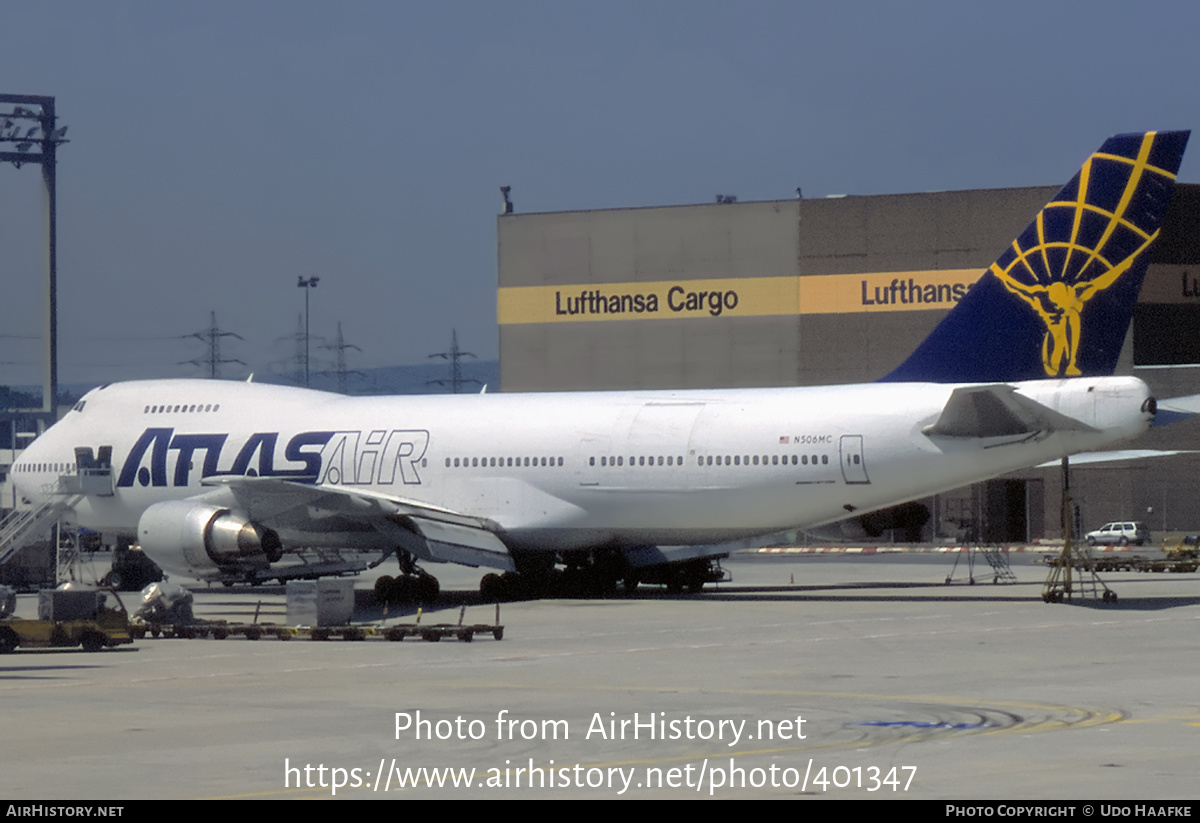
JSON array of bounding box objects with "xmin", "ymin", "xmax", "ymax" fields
[
  {"xmin": 297, "ymin": 276, "xmax": 319, "ymax": 387},
  {"xmin": 1, "ymin": 94, "xmax": 68, "ymax": 423}
]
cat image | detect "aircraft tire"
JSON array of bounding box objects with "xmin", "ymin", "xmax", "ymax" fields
[
  {"xmin": 374, "ymin": 575, "xmax": 396, "ymax": 604},
  {"xmin": 500, "ymin": 571, "xmax": 524, "ymax": 600},
  {"xmin": 417, "ymin": 574, "xmax": 440, "ymax": 603},
  {"xmin": 480, "ymin": 573, "xmax": 502, "ymax": 602}
]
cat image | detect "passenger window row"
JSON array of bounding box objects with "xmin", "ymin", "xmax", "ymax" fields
[
  {"xmin": 143, "ymin": 403, "xmax": 221, "ymax": 413},
  {"xmin": 437, "ymin": 452, "xmax": 831, "ymax": 470},
  {"xmin": 589, "ymin": 456, "xmax": 683, "ymax": 467},
  {"xmin": 15, "ymin": 462, "xmax": 76, "ymax": 473},
  {"xmin": 445, "ymin": 456, "xmax": 565, "ymax": 468},
  {"xmin": 698, "ymin": 453, "xmax": 828, "ymax": 466},
  {"xmin": 584, "ymin": 453, "xmax": 829, "ymax": 467}
]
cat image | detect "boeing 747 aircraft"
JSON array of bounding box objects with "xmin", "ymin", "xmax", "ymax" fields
[{"xmin": 10, "ymin": 131, "xmax": 1190, "ymax": 599}]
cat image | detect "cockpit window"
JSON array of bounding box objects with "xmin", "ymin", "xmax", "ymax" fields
[{"xmin": 72, "ymin": 400, "xmax": 87, "ymax": 413}]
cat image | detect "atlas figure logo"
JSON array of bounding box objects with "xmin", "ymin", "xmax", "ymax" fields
[{"xmin": 991, "ymin": 132, "xmax": 1179, "ymax": 377}]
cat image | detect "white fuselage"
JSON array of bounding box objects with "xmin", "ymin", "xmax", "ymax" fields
[{"xmin": 12, "ymin": 376, "xmax": 1152, "ymax": 555}]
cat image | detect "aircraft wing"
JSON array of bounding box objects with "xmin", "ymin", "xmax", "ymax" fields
[
  {"xmin": 200, "ymin": 475, "xmax": 516, "ymax": 571},
  {"xmin": 922, "ymin": 384, "xmax": 1098, "ymax": 439}
]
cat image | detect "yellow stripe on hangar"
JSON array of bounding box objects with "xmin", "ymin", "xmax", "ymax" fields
[{"xmin": 497, "ymin": 270, "xmax": 984, "ymax": 325}]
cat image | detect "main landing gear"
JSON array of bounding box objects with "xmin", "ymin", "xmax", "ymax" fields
[
  {"xmin": 478, "ymin": 552, "xmax": 727, "ymax": 602},
  {"xmin": 477, "ymin": 551, "xmax": 625, "ymax": 601},
  {"xmin": 478, "ymin": 568, "xmax": 617, "ymax": 602},
  {"xmin": 374, "ymin": 550, "xmax": 440, "ymax": 605}
]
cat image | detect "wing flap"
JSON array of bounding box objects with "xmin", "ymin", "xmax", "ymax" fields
[{"xmin": 401, "ymin": 518, "xmax": 515, "ymax": 570}]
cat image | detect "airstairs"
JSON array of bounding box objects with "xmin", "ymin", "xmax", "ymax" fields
[
  {"xmin": 0, "ymin": 485, "xmax": 82, "ymax": 567},
  {"xmin": 944, "ymin": 543, "xmax": 1017, "ymax": 585}
]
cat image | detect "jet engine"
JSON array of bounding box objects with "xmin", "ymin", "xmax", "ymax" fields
[{"xmin": 138, "ymin": 500, "xmax": 283, "ymax": 579}]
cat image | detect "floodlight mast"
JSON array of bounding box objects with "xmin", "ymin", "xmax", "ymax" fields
[
  {"xmin": 0, "ymin": 94, "xmax": 68, "ymax": 423},
  {"xmin": 297, "ymin": 276, "xmax": 319, "ymax": 387}
]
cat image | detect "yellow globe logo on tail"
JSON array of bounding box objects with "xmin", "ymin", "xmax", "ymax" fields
[{"xmin": 991, "ymin": 132, "xmax": 1179, "ymax": 377}]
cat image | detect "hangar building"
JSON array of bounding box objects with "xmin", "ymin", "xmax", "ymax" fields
[{"xmin": 496, "ymin": 184, "xmax": 1200, "ymax": 543}]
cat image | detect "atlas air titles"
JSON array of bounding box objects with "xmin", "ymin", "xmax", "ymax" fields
[{"xmin": 115, "ymin": 427, "xmax": 430, "ymax": 489}]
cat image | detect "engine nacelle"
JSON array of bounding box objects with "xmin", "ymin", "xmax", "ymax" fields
[{"xmin": 138, "ymin": 500, "xmax": 283, "ymax": 579}]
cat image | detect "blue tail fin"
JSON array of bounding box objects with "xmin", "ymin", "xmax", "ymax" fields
[{"xmin": 883, "ymin": 130, "xmax": 1190, "ymax": 383}]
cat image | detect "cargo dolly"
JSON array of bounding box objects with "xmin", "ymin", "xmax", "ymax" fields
[{"xmin": 132, "ymin": 603, "xmax": 503, "ymax": 642}]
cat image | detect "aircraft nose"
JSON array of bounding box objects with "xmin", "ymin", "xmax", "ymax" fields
[
  {"xmin": 11, "ymin": 431, "xmax": 64, "ymax": 497},
  {"xmin": 11, "ymin": 446, "xmax": 39, "ymax": 497}
]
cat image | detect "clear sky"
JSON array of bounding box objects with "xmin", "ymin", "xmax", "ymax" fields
[{"xmin": 1, "ymin": 1, "xmax": 1197, "ymax": 387}]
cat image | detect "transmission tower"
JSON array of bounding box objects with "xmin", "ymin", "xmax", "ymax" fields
[
  {"xmin": 181, "ymin": 311, "xmax": 244, "ymax": 378},
  {"xmin": 428, "ymin": 329, "xmax": 480, "ymax": 393},
  {"xmin": 319, "ymin": 321, "xmax": 362, "ymax": 394},
  {"xmin": 292, "ymin": 313, "xmax": 307, "ymax": 384},
  {"xmin": 266, "ymin": 314, "xmax": 319, "ymax": 386}
]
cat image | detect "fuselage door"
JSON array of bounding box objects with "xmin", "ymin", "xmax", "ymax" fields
[
  {"xmin": 577, "ymin": 435, "xmax": 608, "ymax": 486},
  {"xmin": 839, "ymin": 435, "xmax": 869, "ymax": 484}
]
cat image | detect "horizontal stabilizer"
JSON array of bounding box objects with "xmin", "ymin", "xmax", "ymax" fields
[
  {"xmin": 1158, "ymin": 394, "xmax": 1200, "ymax": 414},
  {"xmin": 1037, "ymin": 449, "xmax": 1197, "ymax": 468},
  {"xmin": 1146, "ymin": 394, "xmax": 1200, "ymax": 427},
  {"xmin": 923, "ymin": 385, "xmax": 1098, "ymax": 438}
]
